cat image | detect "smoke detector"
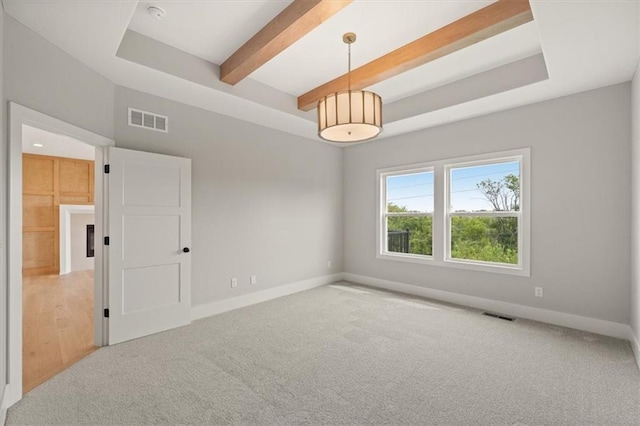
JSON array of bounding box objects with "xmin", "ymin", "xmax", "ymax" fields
[{"xmin": 147, "ymin": 5, "xmax": 166, "ymax": 20}]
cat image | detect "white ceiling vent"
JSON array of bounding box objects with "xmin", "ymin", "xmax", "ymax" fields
[{"xmin": 128, "ymin": 108, "xmax": 168, "ymax": 133}]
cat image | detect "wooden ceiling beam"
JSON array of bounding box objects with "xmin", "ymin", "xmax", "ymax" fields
[
  {"xmin": 220, "ymin": 0, "xmax": 353, "ymax": 86},
  {"xmin": 297, "ymin": 0, "xmax": 534, "ymax": 111}
]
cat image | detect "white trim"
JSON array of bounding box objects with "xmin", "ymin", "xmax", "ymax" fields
[
  {"xmin": 0, "ymin": 385, "xmax": 9, "ymax": 425},
  {"xmin": 191, "ymin": 274, "xmax": 342, "ymax": 321},
  {"xmin": 448, "ymin": 211, "xmax": 520, "ymax": 218},
  {"xmin": 377, "ymin": 252, "xmax": 435, "ymax": 265},
  {"xmin": 628, "ymin": 326, "xmax": 640, "ymax": 372},
  {"xmin": 376, "ymin": 148, "xmax": 530, "ymax": 277},
  {"xmin": 386, "ymin": 212, "xmax": 433, "ymax": 217},
  {"xmin": 96, "ymin": 147, "xmax": 108, "ymax": 347},
  {"xmin": 378, "ymin": 166, "xmax": 435, "ymax": 262},
  {"xmin": 59, "ymin": 204, "xmax": 95, "ymax": 275},
  {"xmin": 7, "ymin": 103, "xmax": 115, "ymax": 408},
  {"xmin": 342, "ymin": 272, "xmax": 630, "ymax": 339},
  {"xmin": 444, "ymin": 151, "xmax": 529, "ymax": 276},
  {"xmin": 0, "ymin": 384, "xmax": 9, "ymax": 426}
]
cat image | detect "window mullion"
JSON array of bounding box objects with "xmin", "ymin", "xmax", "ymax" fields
[
  {"xmin": 385, "ymin": 212, "xmax": 433, "ymax": 217},
  {"xmin": 377, "ymin": 148, "xmax": 529, "ymax": 277},
  {"xmin": 449, "ymin": 211, "xmax": 520, "ymax": 218},
  {"xmin": 432, "ymin": 164, "xmax": 445, "ymax": 262}
]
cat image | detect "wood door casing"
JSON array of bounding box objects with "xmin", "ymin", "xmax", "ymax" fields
[{"xmin": 23, "ymin": 154, "xmax": 94, "ymax": 276}]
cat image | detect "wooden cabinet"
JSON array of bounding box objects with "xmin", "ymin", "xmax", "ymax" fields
[{"xmin": 23, "ymin": 154, "xmax": 94, "ymax": 276}]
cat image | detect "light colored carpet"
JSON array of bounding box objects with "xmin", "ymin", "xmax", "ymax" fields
[{"xmin": 7, "ymin": 281, "xmax": 640, "ymax": 425}]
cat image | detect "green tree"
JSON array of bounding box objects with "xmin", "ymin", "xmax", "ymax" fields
[
  {"xmin": 476, "ymin": 173, "xmax": 519, "ymax": 211},
  {"xmin": 386, "ymin": 173, "xmax": 520, "ymax": 264},
  {"xmin": 387, "ymin": 203, "xmax": 432, "ymax": 256},
  {"xmin": 450, "ymin": 174, "xmax": 519, "ymax": 264}
]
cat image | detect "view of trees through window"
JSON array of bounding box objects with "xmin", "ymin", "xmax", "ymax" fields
[
  {"xmin": 450, "ymin": 216, "xmax": 518, "ymax": 264},
  {"xmin": 387, "ymin": 204, "xmax": 433, "ymax": 256},
  {"xmin": 449, "ymin": 161, "xmax": 520, "ymax": 264},
  {"xmin": 385, "ymin": 160, "xmax": 520, "ymax": 265},
  {"xmin": 385, "ymin": 171, "xmax": 434, "ymax": 256}
]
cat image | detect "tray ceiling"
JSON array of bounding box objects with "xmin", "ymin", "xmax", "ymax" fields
[{"xmin": 3, "ymin": 0, "xmax": 639, "ymax": 144}]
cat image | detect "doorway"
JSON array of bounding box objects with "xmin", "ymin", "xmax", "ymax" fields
[
  {"xmin": 6, "ymin": 103, "xmax": 114, "ymax": 407},
  {"xmin": 21, "ymin": 125, "xmax": 98, "ymax": 393},
  {"xmin": 6, "ymin": 103, "xmax": 190, "ymax": 407}
]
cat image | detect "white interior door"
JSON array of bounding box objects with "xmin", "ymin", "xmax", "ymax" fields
[{"xmin": 107, "ymin": 147, "xmax": 191, "ymax": 344}]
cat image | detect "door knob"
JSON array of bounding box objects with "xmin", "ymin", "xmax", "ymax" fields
[{"xmin": 182, "ymin": 247, "xmax": 190, "ymax": 253}]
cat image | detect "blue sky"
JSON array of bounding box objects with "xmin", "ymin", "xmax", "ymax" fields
[{"xmin": 386, "ymin": 161, "xmax": 519, "ymax": 212}]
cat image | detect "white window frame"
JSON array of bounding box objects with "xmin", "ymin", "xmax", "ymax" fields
[
  {"xmin": 377, "ymin": 148, "xmax": 530, "ymax": 276},
  {"xmin": 378, "ymin": 166, "xmax": 435, "ymax": 262}
]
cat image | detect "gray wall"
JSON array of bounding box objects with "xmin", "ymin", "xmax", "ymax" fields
[
  {"xmin": 0, "ymin": 10, "xmax": 636, "ymax": 350},
  {"xmin": 631, "ymin": 66, "xmax": 640, "ymax": 342},
  {"xmin": 343, "ymin": 83, "xmax": 631, "ymax": 324},
  {"xmin": 2, "ymin": 16, "xmax": 114, "ymax": 402},
  {"xmin": 3, "ymin": 16, "xmax": 114, "ymax": 139},
  {"xmin": 2, "ymin": 12, "xmax": 342, "ymax": 314},
  {"xmin": 0, "ymin": 8, "xmax": 6, "ymax": 406},
  {"xmin": 114, "ymin": 87, "xmax": 343, "ymax": 307}
]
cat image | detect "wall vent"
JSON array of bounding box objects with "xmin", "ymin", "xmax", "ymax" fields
[
  {"xmin": 482, "ymin": 312, "xmax": 515, "ymax": 322},
  {"xmin": 128, "ymin": 108, "xmax": 168, "ymax": 133}
]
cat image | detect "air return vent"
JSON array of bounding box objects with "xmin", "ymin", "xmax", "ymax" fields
[
  {"xmin": 128, "ymin": 108, "xmax": 168, "ymax": 133},
  {"xmin": 482, "ymin": 312, "xmax": 515, "ymax": 322}
]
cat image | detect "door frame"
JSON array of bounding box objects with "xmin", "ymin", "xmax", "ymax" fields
[{"xmin": 6, "ymin": 103, "xmax": 114, "ymax": 406}]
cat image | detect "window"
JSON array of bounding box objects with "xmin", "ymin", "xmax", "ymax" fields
[
  {"xmin": 447, "ymin": 159, "xmax": 521, "ymax": 267},
  {"xmin": 377, "ymin": 149, "xmax": 530, "ymax": 276},
  {"xmin": 383, "ymin": 169, "xmax": 434, "ymax": 257}
]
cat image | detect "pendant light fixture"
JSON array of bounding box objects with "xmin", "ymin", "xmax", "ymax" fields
[{"xmin": 317, "ymin": 33, "xmax": 382, "ymax": 143}]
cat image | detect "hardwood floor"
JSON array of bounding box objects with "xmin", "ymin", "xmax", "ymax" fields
[{"xmin": 23, "ymin": 270, "xmax": 97, "ymax": 394}]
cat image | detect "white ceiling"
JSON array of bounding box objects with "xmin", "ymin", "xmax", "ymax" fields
[
  {"xmin": 252, "ymin": 0, "xmax": 501, "ymax": 98},
  {"xmin": 128, "ymin": 0, "xmax": 289, "ymax": 66},
  {"xmin": 368, "ymin": 21, "xmax": 542, "ymax": 104},
  {"xmin": 3, "ymin": 0, "xmax": 639, "ymax": 144},
  {"xmin": 22, "ymin": 125, "xmax": 95, "ymax": 160},
  {"xmin": 129, "ymin": 0, "xmax": 506, "ymax": 99}
]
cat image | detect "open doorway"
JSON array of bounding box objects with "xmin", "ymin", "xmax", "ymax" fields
[
  {"xmin": 6, "ymin": 103, "xmax": 114, "ymax": 406},
  {"xmin": 21, "ymin": 125, "xmax": 97, "ymax": 393}
]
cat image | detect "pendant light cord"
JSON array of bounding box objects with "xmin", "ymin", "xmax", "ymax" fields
[{"xmin": 348, "ymin": 42, "xmax": 351, "ymax": 93}]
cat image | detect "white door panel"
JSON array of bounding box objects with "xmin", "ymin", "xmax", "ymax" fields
[
  {"xmin": 122, "ymin": 215, "xmax": 180, "ymax": 259},
  {"xmin": 108, "ymin": 147, "xmax": 191, "ymax": 344},
  {"xmin": 123, "ymin": 162, "xmax": 181, "ymax": 207},
  {"xmin": 122, "ymin": 264, "xmax": 181, "ymax": 314}
]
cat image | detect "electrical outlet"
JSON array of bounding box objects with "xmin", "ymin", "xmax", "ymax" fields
[
  {"xmin": 327, "ymin": 260, "xmax": 332, "ymax": 268},
  {"xmin": 231, "ymin": 278, "xmax": 237, "ymax": 288},
  {"xmin": 250, "ymin": 275, "xmax": 257, "ymax": 285},
  {"xmin": 534, "ymin": 286, "xmax": 543, "ymax": 298}
]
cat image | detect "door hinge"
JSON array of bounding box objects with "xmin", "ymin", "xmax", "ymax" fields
[
  {"xmin": 104, "ymin": 164, "xmax": 110, "ymax": 174},
  {"xmin": 103, "ymin": 308, "xmax": 109, "ymax": 318},
  {"xmin": 104, "ymin": 236, "xmax": 110, "ymax": 246}
]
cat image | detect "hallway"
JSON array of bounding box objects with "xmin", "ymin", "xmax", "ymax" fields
[{"xmin": 23, "ymin": 270, "xmax": 97, "ymax": 393}]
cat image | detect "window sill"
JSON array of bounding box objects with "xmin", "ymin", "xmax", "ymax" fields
[
  {"xmin": 377, "ymin": 252, "xmax": 434, "ymax": 265},
  {"xmin": 377, "ymin": 252, "xmax": 530, "ymax": 277}
]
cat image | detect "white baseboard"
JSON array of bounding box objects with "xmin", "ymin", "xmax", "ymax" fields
[
  {"xmin": 189, "ymin": 271, "xmax": 639, "ymax": 368},
  {"xmin": 191, "ymin": 273, "xmax": 343, "ymax": 321},
  {"xmin": 1, "ymin": 384, "xmax": 10, "ymax": 425},
  {"xmin": 628, "ymin": 326, "xmax": 640, "ymax": 372},
  {"xmin": 342, "ymin": 273, "xmax": 630, "ymax": 340}
]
